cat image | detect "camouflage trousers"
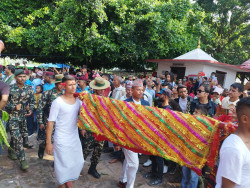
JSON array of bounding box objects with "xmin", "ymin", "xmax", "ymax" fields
[
  {"xmin": 81, "ymin": 131, "xmax": 104, "ymax": 165},
  {"xmin": 9, "ymin": 118, "xmax": 27, "ymax": 162},
  {"xmin": 37, "ymin": 123, "xmax": 55, "ymax": 155}
]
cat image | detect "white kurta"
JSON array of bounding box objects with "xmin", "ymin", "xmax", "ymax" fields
[
  {"xmin": 48, "ymin": 97, "xmax": 84, "ymax": 185},
  {"xmin": 120, "ymin": 98, "xmax": 141, "ymax": 188}
]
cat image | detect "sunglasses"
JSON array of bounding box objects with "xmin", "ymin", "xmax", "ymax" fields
[{"xmin": 197, "ymin": 89, "xmax": 205, "ymax": 93}]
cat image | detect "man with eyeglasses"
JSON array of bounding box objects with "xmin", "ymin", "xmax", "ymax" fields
[{"xmin": 190, "ymin": 84, "xmax": 217, "ymax": 117}]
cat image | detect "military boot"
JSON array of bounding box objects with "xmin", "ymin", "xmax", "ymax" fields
[
  {"xmin": 23, "ymin": 137, "xmax": 33, "ymax": 149},
  {"xmin": 88, "ymin": 163, "xmax": 101, "ymax": 179},
  {"xmin": 8, "ymin": 149, "xmax": 18, "ymax": 160},
  {"xmin": 38, "ymin": 143, "xmax": 45, "ymax": 159},
  {"xmin": 20, "ymin": 160, "xmax": 29, "ymax": 171}
]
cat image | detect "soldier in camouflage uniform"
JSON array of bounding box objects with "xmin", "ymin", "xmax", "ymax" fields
[
  {"xmin": 36, "ymin": 74, "xmax": 64, "ymax": 159},
  {"xmin": 5, "ymin": 69, "xmax": 35, "ymax": 171},
  {"xmin": 80, "ymin": 77, "xmax": 110, "ymax": 179},
  {"xmin": 80, "ymin": 130, "xmax": 105, "ymax": 168}
]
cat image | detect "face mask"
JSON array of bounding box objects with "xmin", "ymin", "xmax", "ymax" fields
[
  {"xmin": 183, "ymin": 79, "xmax": 187, "ymax": 82},
  {"xmin": 211, "ymin": 75, "xmax": 215, "ymax": 79}
]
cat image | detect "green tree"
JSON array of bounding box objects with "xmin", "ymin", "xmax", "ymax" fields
[
  {"xmin": 197, "ymin": 0, "xmax": 250, "ymax": 65},
  {"xmin": 1, "ymin": 0, "xmax": 208, "ymax": 70}
]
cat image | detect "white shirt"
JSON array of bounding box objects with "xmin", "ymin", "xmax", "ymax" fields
[
  {"xmin": 143, "ymin": 90, "xmax": 153, "ymax": 106},
  {"xmin": 145, "ymin": 86, "xmax": 155, "ymax": 98},
  {"xmin": 120, "ymin": 95, "xmax": 128, "ymax": 101},
  {"xmin": 112, "ymin": 85, "xmax": 126, "ymax": 100},
  {"xmin": 222, "ymin": 97, "xmax": 239, "ymax": 109},
  {"xmin": 132, "ymin": 98, "xmax": 141, "ymax": 105},
  {"xmin": 179, "ymin": 97, "xmax": 187, "ymax": 113},
  {"xmin": 4, "ymin": 75, "xmax": 16, "ymax": 85},
  {"xmin": 216, "ymin": 134, "xmax": 250, "ymax": 188}
]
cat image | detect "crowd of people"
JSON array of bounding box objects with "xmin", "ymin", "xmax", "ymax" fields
[{"xmin": 0, "ymin": 63, "xmax": 250, "ymax": 188}]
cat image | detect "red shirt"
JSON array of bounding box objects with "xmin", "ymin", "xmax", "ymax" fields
[{"xmin": 103, "ymin": 86, "xmax": 111, "ymax": 97}]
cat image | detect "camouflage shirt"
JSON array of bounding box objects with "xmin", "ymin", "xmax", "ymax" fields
[
  {"xmin": 6, "ymin": 83, "xmax": 35, "ymax": 120},
  {"xmin": 36, "ymin": 87, "xmax": 64, "ymax": 125}
]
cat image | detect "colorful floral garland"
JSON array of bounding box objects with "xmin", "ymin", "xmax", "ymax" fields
[
  {"xmin": 0, "ymin": 111, "xmax": 10, "ymax": 148},
  {"xmin": 78, "ymin": 92, "xmax": 225, "ymax": 175}
]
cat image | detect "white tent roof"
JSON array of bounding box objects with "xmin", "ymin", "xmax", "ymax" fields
[
  {"xmin": 240, "ymin": 59, "xmax": 250, "ymax": 70},
  {"xmin": 174, "ymin": 48, "xmax": 218, "ymax": 62},
  {"xmin": 241, "ymin": 59, "xmax": 250, "ymax": 66}
]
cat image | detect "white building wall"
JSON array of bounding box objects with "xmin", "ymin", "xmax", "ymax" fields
[
  {"xmin": 157, "ymin": 63, "xmax": 171, "ymax": 76},
  {"xmin": 185, "ymin": 63, "xmax": 204, "ymax": 76},
  {"xmin": 157, "ymin": 62, "xmax": 204, "ymax": 76},
  {"xmin": 157, "ymin": 62, "xmax": 237, "ymax": 89},
  {"xmin": 202, "ymin": 65, "xmax": 237, "ymax": 89},
  {"xmin": 157, "ymin": 62, "xmax": 205, "ymax": 76}
]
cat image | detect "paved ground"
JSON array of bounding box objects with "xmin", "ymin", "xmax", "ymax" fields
[{"xmin": 0, "ymin": 134, "xmax": 181, "ymax": 188}]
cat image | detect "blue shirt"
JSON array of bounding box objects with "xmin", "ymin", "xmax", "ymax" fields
[
  {"xmin": 146, "ymin": 87, "xmax": 155, "ymax": 98},
  {"xmin": 43, "ymin": 83, "xmax": 55, "ymax": 92},
  {"xmin": 76, "ymin": 86, "xmax": 91, "ymax": 93},
  {"xmin": 25, "ymin": 79, "xmax": 33, "ymax": 86},
  {"xmin": 32, "ymin": 78, "xmax": 42, "ymax": 92},
  {"xmin": 1, "ymin": 72, "xmax": 5, "ymax": 80}
]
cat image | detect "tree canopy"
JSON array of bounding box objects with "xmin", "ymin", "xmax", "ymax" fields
[
  {"xmin": 197, "ymin": 0, "xmax": 250, "ymax": 65},
  {"xmin": 0, "ymin": 0, "xmax": 249, "ymax": 70}
]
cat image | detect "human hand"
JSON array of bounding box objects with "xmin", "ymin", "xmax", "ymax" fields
[
  {"xmin": 229, "ymin": 107, "xmax": 236, "ymax": 114},
  {"xmin": 80, "ymin": 130, "xmax": 86, "ymax": 136},
  {"xmin": 39, "ymin": 124, "xmax": 45, "ymax": 130},
  {"xmin": 156, "ymin": 78, "xmax": 161, "ymax": 85},
  {"xmin": 45, "ymin": 143, "xmax": 53, "ymax": 155},
  {"xmin": 25, "ymin": 110, "xmax": 32, "ymax": 117},
  {"xmin": 15, "ymin": 104, "xmax": 22, "ymax": 111}
]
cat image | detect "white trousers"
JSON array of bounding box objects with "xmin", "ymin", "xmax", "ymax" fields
[{"xmin": 120, "ymin": 149, "xmax": 139, "ymax": 188}]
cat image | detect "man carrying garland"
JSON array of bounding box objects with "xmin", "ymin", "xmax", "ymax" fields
[
  {"xmin": 80, "ymin": 77, "xmax": 110, "ymax": 179},
  {"xmin": 117, "ymin": 79, "xmax": 150, "ymax": 188},
  {"xmin": 45, "ymin": 75, "xmax": 84, "ymax": 188}
]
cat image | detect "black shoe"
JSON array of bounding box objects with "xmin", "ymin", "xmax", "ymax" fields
[
  {"xmin": 149, "ymin": 178, "xmax": 162, "ymax": 186},
  {"xmin": 168, "ymin": 175, "xmax": 182, "ymax": 183},
  {"xmin": 168, "ymin": 167, "xmax": 176, "ymax": 175},
  {"xmin": 103, "ymin": 147, "xmax": 113, "ymax": 153},
  {"xmin": 144, "ymin": 172, "xmax": 154, "ymax": 179},
  {"xmin": 88, "ymin": 164, "xmax": 101, "ymax": 179},
  {"xmin": 38, "ymin": 143, "xmax": 45, "ymax": 159},
  {"xmin": 118, "ymin": 181, "xmax": 127, "ymax": 188},
  {"xmin": 23, "ymin": 137, "xmax": 33, "ymax": 149}
]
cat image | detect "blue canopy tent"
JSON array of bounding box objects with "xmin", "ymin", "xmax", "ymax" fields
[{"xmin": 56, "ymin": 63, "xmax": 70, "ymax": 69}]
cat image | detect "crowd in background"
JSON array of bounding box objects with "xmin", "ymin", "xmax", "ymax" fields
[{"xmin": 0, "ymin": 62, "xmax": 248, "ymax": 188}]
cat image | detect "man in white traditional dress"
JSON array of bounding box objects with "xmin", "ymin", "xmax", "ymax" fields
[
  {"xmin": 117, "ymin": 79, "xmax": 150, "ymax": 188},
  {"xmin": 45, "ymin": 75, "xmax": 84, "ymax": 188}
]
